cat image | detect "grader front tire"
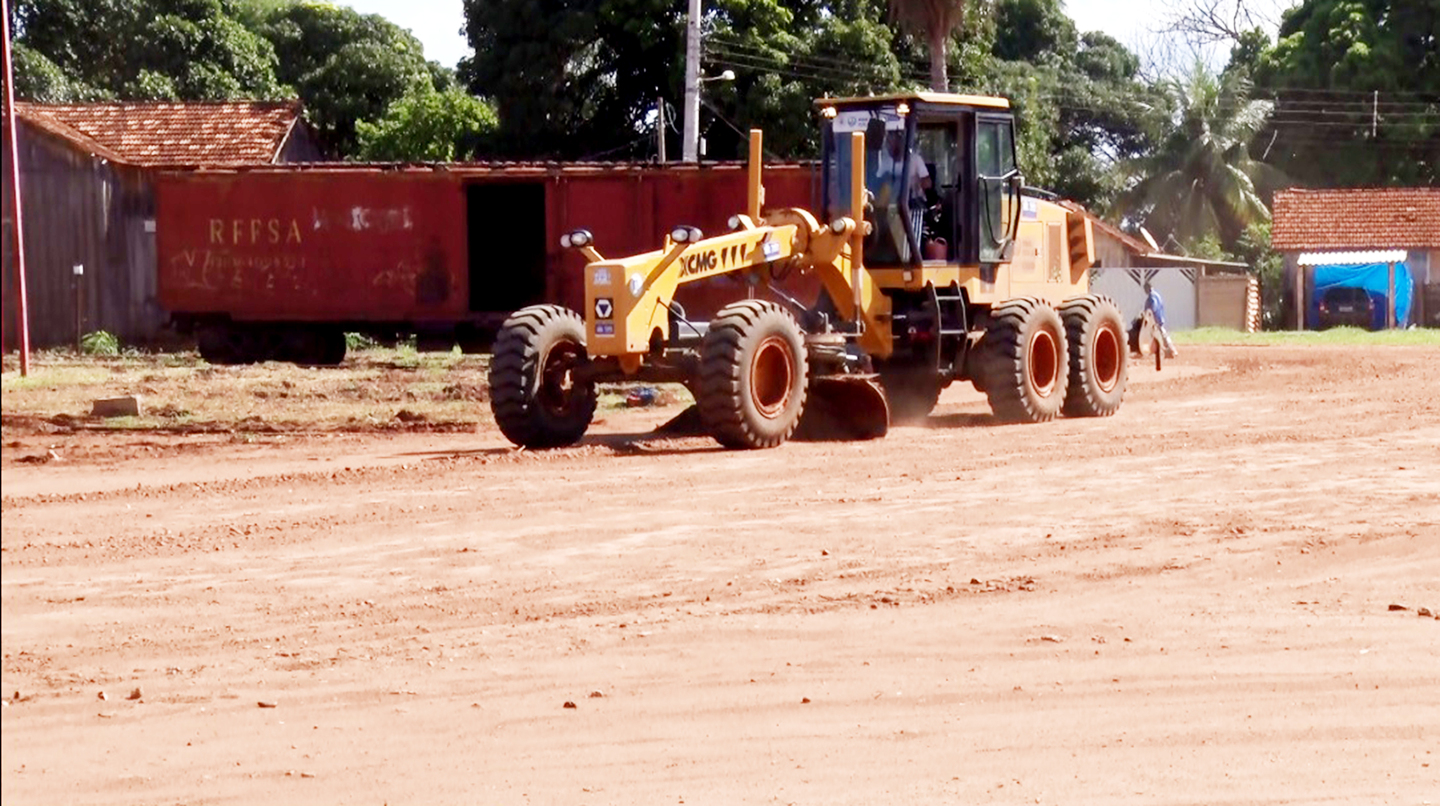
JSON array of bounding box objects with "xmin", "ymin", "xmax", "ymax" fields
[
  {"xmin": 1059, "ymin": 295, "xmax": 1127, "ymax": 417},
  {"xmin": 978, "ymin": 297, "xmax": 1069, "ymax": 423},
  {"xmin": 489, "ymin": 305, "xmax": 597, "ymax": 448},
  {"xmin": 697, "ymin": 301, "xmax": 809, "ymax": 449}
]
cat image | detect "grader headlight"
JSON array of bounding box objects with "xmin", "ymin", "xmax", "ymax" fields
[
  {"xmin": 670, "ymin": 225, "xmax": 702, "ymax": 244},
  {"xmin": 627, "ymin": 273, "xmax": 645, "ymax": 297},
  {"xmin": 560, "ymin": 229, "xmax": 593, "ymax": 248}
]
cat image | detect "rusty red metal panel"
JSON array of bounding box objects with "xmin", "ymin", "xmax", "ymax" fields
[
  {"xmin": 157, "ymin": 171, "xmax": 467, "ymax": 322},
  {"xmin": 156, "ymin": 163, "xmax": 823, "ymax": 330}
]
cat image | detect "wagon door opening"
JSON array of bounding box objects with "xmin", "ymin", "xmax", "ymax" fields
[{"xmin": 466, "ymin": 182, "xmax": 547, "ymax": 313}]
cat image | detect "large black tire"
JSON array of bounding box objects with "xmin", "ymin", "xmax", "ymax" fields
[
  {"xmin": 976, "ymin": 297, "xmax": 1069, "ymax": 423},
  {"xmin": 489, "ymin": 305, "xmax": 597, "ymax": 448},
  {"xmin": 697, "ymin": 300, "xmax": 808, "ymax": 449},
  {"xmin": 878, "ymin": 369, "xmax": 944, "ymax": 423},
  {"xmin": 1059, "ymin": 295, "xmax": 1126, "ymax": 417}
]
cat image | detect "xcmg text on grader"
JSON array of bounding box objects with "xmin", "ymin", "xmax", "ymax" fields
[{"xmin": 488, "ymin": 92, "xmax": 1128, "ymax": 449}]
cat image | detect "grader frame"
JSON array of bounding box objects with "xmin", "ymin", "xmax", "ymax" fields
[{"xmin": 488, "ymin": 92, "xmax": 1129, "ymax": 450}]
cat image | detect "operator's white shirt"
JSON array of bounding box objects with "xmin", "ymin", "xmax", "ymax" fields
[{"xmin": 876, "ymin": 150, "xmax": 929, "ymax": 202}]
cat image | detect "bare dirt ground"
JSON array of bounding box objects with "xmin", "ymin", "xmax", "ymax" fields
[{"xmin": 3, "ymin": 344, "xmax": 1438, "ymax": 806}]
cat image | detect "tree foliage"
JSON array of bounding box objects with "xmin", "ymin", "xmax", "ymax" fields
[
  {"xmin": 8, "ymin": 0, "xmax": 473, "ymax": 160},
  {"xmin": 887, "ymin": 0, "xmax": 969, "ymax": 91},
  {"xmin": 355, "ymin": 86, "xmax": 499, "ymax": 162},
  {"xmin": 10, "ymin": 0, "xmax": 286, "ymax": 100},
  {"xmin": 244, "ymin": 2, "xmax": 451, "ymax": 155},
  {"xmin": 1117, "ymin": 67, "xmax": 1283, "ymax": 247},
  {"xmin": 978, "ymin": 0, "xmax": 1163, "ymax": 211},
  {"xmin": 1248, "ymin": 0, "xmax": 1440, "ymax": 186}
]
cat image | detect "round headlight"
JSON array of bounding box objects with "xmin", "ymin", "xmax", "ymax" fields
[
  {"xmin": 670, "ymin": 226, "xmax": 690, "ymax": 243},
  {"xmin": 560, "ymin": 233, "xmax": 573, "ymax": 248},
  {"xmin": 628, "ymin": 273, "xmax": 645, "ymax": 297},
  {"xmin": 830, "ymin": 218, "xmax": 848, "ymax": 234},
  {"xmin": 728, "ymin": 215, "xmax": 741, "ymax": 230}
]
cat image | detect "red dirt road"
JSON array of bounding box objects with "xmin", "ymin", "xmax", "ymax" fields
[{"xmin": 3, "ymin": 345, "xmax": 1439, "ymax": 805}]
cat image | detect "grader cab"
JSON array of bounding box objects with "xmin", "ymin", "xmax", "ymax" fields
[{"xmin": 488, "ymin": 92, "xmax": 1128, "ymax": 449}]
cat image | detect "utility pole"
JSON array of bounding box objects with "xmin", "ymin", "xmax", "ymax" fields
[
  {"xmin": 681, "ymin": 0, "xmax": 701, "ymax": 162},
  {"xmin": 2, "ymin": 0, "xmax": 32, "ymax": 375},
  {"xmin": 656, "ymin": 97, "xmax": 667, "ymax": 163}
]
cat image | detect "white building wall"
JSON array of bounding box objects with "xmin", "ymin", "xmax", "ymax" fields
[{"xmin": 1092, "ymin": 266, "xmax": 1198, "ymax": 331}]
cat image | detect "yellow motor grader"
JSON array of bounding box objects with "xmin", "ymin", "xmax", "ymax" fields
[{"xmin": 488, "ymin": 92, "xmax": 1127, "ymax": 449}]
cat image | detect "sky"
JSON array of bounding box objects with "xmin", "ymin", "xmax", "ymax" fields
[{"xmin": 339, "ymin": 0, "xmax": 1282, "ymax": 72}]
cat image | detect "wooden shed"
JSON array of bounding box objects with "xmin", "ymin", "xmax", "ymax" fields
[{"xmin": 2, "ymin": 101, "xmax": 323, "ymax": 348}]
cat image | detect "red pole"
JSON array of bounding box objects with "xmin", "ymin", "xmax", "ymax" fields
[{"xmin": 2, "ymin": 0, "xmax": 32, "ymax": 375}]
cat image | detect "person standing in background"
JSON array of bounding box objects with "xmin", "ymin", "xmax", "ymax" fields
[{"xmin": 1143, "ymin": 279, "xmax": 1178, "ymax": 359}]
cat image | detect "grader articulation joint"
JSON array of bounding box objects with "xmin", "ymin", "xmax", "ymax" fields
[{"xmin": 489, "ymin": 92, "xmax": 1129, "ymax": 450}]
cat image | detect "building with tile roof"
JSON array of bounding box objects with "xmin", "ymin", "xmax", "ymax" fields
[
  {"xmin": 14, "ymin": 101, "xmax": 321, "ymax": 167},
  {"xmin": 1271, "ymin": 187, "xmax": 1440, "ymax": 328},
  {"xmin": 3, "ymin": 102, "xmax": 323, "ymax": 347}
]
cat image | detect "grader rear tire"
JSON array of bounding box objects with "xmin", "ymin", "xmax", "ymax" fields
[
  {"xmin": 1059, "ymin": 295, "xmax": 1126, "ymax": 417},
  {"xmin": 978, "ymin": 297, "xmax": 1069, "ymax": 423},
  {"xmin": 697, "ymin": 300, "xmax": 808, "ymax": 449},
  {"xmin": 489, "ymin": 305, "xmax": 597, "ymax": 448}
]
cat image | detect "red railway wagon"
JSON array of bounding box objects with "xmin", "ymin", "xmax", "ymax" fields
[{"xmin": 155, "ymin": 162, "xmax": 816, "ymax": 364}]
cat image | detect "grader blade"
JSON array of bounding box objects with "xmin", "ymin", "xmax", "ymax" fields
[
  {"xmin": 793, "ymin": 377, "xmax": 890, "ymax": 441},
  {"xmin": 654, "ymin": 404, "xmax": 706, "ymax": 436}
]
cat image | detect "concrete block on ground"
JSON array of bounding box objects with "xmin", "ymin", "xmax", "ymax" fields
[{"xmin": 91, "ymin": 396, "xmax": 142, "ymax": 418}]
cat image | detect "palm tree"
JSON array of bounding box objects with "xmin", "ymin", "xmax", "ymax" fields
[
  {"xmin": 888, "ymin": 0, "xmax": 968, "ymax": 92},
  {"xmin": 1120, "ymin": 66, "xmax": 1284, "ymax": 248}
]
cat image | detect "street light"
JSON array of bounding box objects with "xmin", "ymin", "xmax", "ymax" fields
[{"xmin": 683, "ymin": 69, "xmax": 735, "ymax": 162}]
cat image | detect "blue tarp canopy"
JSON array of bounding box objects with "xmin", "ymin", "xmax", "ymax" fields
[{"xmin": 1307, "ymin": 261, "xmax": 1413, "ymax": 329}]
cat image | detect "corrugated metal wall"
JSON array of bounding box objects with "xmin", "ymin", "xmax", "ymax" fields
[{"xmin": 2, "ymin": 122, "xmax": 160, "ymax": 349}]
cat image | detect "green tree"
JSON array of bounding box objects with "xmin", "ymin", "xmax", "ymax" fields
[
  {"xmin": 976, "ymin": 0, "xmax": 1162, "ymax": 211},
  {"xmin": 355, "ymin": 86, "xmax": 499, "ymax": 161},
  {"xmin": 1118, "ymin": 66, "xmax": 1283, "ymax": 247},
  {"xmin": 461, "ymin": 0, "xmax": 907, "ymax": 160},
  {"xmin": 246, "ymin": 2, "xmax": 446, "ymax": 155},
  {"xmin": 460, "ymin": 0, "xmax": 680, "ymax": 158},
  {"xmin": 10, "ymin": 43, "xmax": 104, "ymax": 102},
  {"xmin": 10, "ymin": 0, "xmax": 286, "ymax": 101},
  {"xmin": 887, "ymin": 0, "xmax": 970, "ymax": 91},
  {"xmin": 1253, "ymin": 0, "xmax": 1440, "ymax": 186}
]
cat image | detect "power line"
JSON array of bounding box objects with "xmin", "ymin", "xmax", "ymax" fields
[{"xmin": 706, "ymin": 35, "xmax": 1440, "ymax": 114}]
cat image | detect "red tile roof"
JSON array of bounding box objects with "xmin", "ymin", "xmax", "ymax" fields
[
  {"xmin": 16, "ymin": 101, "xmax": 305, "ymax": 167},
  {"xmin": 1272, "ymin": 187, "xmax": 1440, "ymax": 251}
]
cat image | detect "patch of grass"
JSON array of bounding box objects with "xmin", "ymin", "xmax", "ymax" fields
[
  {"xmin": 2, "ymin": 365, "xmax": 112, "ymax": 389},
  {"xmin": 1175, "ymin": 327, "xmax": 1440, "ymax": 347},
  {"xmin": 80, "ymin": 330, "xmax": 120, "ymax": 357}
]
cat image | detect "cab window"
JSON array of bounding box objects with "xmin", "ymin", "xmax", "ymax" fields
[
  {"xmin": 914, "ymin": 122, "xmax": 958, "ymax": 261},
  {"xmin": 977, "ymin": 118, "xmax": 1019, "ymax": 263}
]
